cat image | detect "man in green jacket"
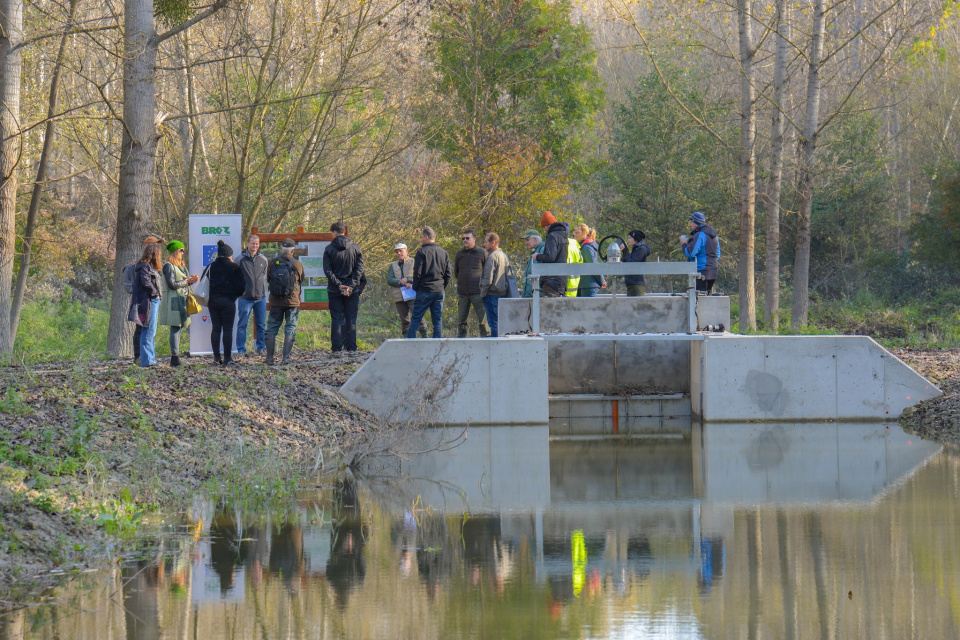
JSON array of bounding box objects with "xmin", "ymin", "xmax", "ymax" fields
[
  {"xmin": 386, "ymin": 243, "xmax": 427, "ymax": 338},
  {"xmin": 521, "ymin": 229, "xmax": 545, "ymax": 298}
]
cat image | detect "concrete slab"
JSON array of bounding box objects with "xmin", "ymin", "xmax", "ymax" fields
[
  {"xmin": 693, "ymin": 335, "xmax": 941, "ymax": 422},
  {"xmin": 340, "ymin": 337, "xmax": 549, "ymax": 425}
]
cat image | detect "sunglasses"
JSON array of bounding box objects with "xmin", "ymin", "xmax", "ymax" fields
[{"xmin": 461, "ymin": 237, "xmax": 472, "ymax": 241}]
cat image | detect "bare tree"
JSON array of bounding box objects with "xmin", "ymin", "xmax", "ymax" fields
[
  {"xmin": 737, "ymin": 0, "xmax": 757, "ymax": 330},
  {"xmin": 0, "ymin": 0, "xmax": 23, "ymax": 354}
]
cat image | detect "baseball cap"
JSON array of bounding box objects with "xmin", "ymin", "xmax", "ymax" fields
[
  {"xmin": 521, "ymin": 229, "xmax": 540, "ymax": 239},
  {"xmin": 282, "ymin": 238, "xmax": 296, "ymax": 247},
  {"xmin": 393, "ymin": 243, "xmax": 408, "ymax": 251}
]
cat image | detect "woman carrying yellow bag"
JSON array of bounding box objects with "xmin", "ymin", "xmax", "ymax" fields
[{"xmin": 159, "ymin": 240, "xmax": 200, "ymax": 367}]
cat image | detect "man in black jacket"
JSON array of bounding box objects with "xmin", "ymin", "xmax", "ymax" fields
[
  {"xmin": 404, "ymin": 227, "xmax": 451, "ymax": 338},
  {"xmin": 323, "ymin": 222, "xmax": 365, "ymax": 352},
  {"xmin": 533, "ymin": 211, "xmax": 568, "ymax": 297},
  {"xmin": 236, "ymin": 234, "xmax": 269, "ymax": 357},
  {"xmin": 453, "ymin": 229, "xmax": 489, "ymax": 337}
]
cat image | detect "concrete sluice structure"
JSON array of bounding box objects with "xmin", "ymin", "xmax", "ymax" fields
[{"xmin": 340, "ymin": 291, "xmax": 939, "ymax": 433}]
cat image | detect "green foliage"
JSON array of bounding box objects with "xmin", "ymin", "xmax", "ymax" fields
[
  {"xmin": 154, "ymin": 0, "xmax": 193, "ymax": 27},
  {"xmin": 13, "ymin": 296, "xmax": 110, "ymax": 363},
  {"xmin": 422, "ymin": 0, "xmax": 603, "ymax": 233},
  {"xmin": 602, "ymin": 70, "xmax": 735, "ymax": 259},
  {"xmin": 912, "ymin": 161, "xmax": 960, "ymax": 276}
]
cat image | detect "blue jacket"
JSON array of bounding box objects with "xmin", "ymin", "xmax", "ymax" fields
[
  {"xmin": 682, "ymin": 224, "xmax": 720, "ymax": 280},
  {"xmin": 579, "ymin": 240, "xmax": 604, "ymax": 293}
]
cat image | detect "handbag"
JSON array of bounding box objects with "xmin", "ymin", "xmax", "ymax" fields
[
  {"xmin": 505, "ymin": 265, "xmax": 520, "ymax": 298},
  {"xmin": 191, "ymin": 265, "xmax": 211, "ymax": 306},
  {"xmin": 186, "ymin": 293, "xmax": 202, "ymax": 315}
]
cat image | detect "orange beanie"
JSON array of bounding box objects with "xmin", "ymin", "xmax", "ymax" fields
[{"xmin": 540, "ymin": 211, "xmax": 557, "ymax": 227}]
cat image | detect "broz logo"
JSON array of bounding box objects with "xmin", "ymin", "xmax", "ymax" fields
[{"xmin": 201, "ymin": 226, "xmax": 230, "ymax": 235}]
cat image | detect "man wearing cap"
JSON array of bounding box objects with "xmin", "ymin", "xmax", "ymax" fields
[
  {"xmin": 521, "ymin": 229, "xmax": 544, "ymax": 298},
  {"xmin": 533, "ymin": 211, "xmax": 568, "ymax": 297},
  {"xmin": 266, "ymin": 237, "xmax": 305, "ymax": 364},
  {"xmin": 386, "ymin": 242, "xmax": 427, "ymax": 338},
  {"xmin": 681, "ymin": 211, "xmax": 720, "ymax": 293},
  {"xmin": 236, "ymin": 234, "xmax": 269, "ymax": 358},
  {"xmin": 623, "ymin": 230, "xmax": 650, "ymax": 296},
  {"xmin": 323, "ymin": 222, "xmax": 365, "ymax": 353},
  {"xmin": 453, "ymin": 229, "xmax": 490, "ymax": 337}
]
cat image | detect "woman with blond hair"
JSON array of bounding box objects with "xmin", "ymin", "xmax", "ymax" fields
[
  {"xmin": 159, "ymin": 241, "xmax": 199, "ymax": 366},
  {"xmin": 131, "ymin": 243, "xmax": 164, "ymax": 367},
  {"xmin": 572, "ymin": 224, "xmax": 605, "ymax": 297}
]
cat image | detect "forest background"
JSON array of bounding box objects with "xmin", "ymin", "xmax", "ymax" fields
[{"xmin": 2, "ymin": 0, "xmax": 960, "ymax": 362}]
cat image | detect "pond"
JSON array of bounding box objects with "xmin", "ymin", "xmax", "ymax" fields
[{"xmin": 3, "ymin": 422, "xmax": 958, "ymax": 639}]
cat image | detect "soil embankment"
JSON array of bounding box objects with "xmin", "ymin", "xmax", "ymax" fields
[
  {"xmin": 894, "ymin": 348, "xmax": 960, "ymax": 447},
  {"xmin": 0, "ymin": 350, "xmax": 375, "ymax": 599}
]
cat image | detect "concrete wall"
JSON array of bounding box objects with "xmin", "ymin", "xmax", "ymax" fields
[
  {"xmin": 691, "ymin": 335, "xmax": 941, "ymax": 422},
  {"xmin": 549, "ymin": 394, "xmax": 691, "ymax": 435},
  {"xmin": 340, "ymin": 338, "xmax": 549, "ymax": 425},
  {"xmin": 549, "ymin": 339, "xmax": 690, "ymax": 394},
  {"xmin": 499, "ymin": 295, "xmax": 731, "ymax": 334}
]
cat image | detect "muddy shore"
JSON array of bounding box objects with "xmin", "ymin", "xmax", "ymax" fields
[
  {"xmin": 893, "ymin": 348, "xmax": 960, "ymax": 448},
  {"xmin": 0, "ymin": 350, "xmax": 377, "ymax": 600}
]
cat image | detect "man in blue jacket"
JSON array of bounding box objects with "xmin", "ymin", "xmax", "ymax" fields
[{"xmin": 680, "ymin": 211, "xmax": 720, "ymax": 293}]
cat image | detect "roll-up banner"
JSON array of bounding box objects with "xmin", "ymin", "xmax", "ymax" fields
[{"xmin": 189, "ymin": 214, "xmax": 243, "ymax": 355}]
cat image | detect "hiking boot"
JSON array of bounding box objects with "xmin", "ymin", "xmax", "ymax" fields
[
  {"xmin": 256, "ymin": 349, "xmax": 266, "ymax": 357},
  {"xmin": 170, "ymin": 355, "xmax": 181, "ymax": 367},
  {"xmin": 265, "ymin": 335, "xmax": 276, "ymax": 365},
  {"xmin": 281, "ymin": 335, "xmax": 295, "ymax": 365}
]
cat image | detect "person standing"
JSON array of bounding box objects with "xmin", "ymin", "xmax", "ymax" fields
[
  {"xmin": 681, "ymin": 211, "xmax": 720, "ymax": 293},
  {"xmin": 479, "ymin": 233, "xmax": 510, "ymax": 337},
  {"xmin": 208, "ymin": 240, "xmax": 246, "ymax": 365},
  {"xmin": 386, "ymin": 243, "xmax": 427, "ymax": 338},
  {"xmin": 158, "ymin": 241, "xmax": 199, "ymax": 367},
  {"xmin": 266, "ymin": 238, "xmax": 305, "ymax": 365},
  {"xmin": 453, "ymin": 229, "xmax": 489, "ymax": 337},
  {"xmin": 520, "ymin": 229, "xmax": 544, "ymax": 298},
  {"xmin": 132, "ymin": 243, "xmax": 164, "ymax": 367},
  {"xmin": 573, "ymin": 224, "xmax": 605, "ymax": 297},
  {"xmin": 125, "ymin": 234, "xmax": 164, "ymax": 364},
  {"xmin": 323, "ymin": 222, "xmax": 365, "ymax": 353},
  {"xmin": 623, "ymin": 230, "xmax": 650, "ymax": 296},
  {"xmin": 405, "ymin": 227, "xmax": 451, "ymax": 339},
  {"xmin": 236, "ymin": 234, "xmax": 269, "ymax": 358},
  {"xmin": 533, "ymin": 211, "xmax": 568, "ymax": 297}
]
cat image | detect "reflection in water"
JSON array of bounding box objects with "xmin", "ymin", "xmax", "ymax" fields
[{"xmin": 10, "ymin": 423, "xmax": 960, "ymax": 640}]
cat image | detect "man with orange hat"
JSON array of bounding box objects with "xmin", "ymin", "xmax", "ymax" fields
[{"xmin": 534, "ymin": 211, "xmax": 568, "ymax": 297}]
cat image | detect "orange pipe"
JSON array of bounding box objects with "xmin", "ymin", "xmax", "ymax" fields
[{"xmin": 612, "ymin": 399, "xmax": 619, "ymax": 434}]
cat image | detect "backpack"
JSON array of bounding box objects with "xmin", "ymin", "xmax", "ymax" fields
[
  {"xmin": 565, "ymin": 238, "xmax": 583, "ymax": 297},
  {"xmin": 269, "ymin": 257, "xmax": 297, "ymax": 297},
  {"xmin": 122, "ymin": 261, "xmax": 137, "ymax": 294}
]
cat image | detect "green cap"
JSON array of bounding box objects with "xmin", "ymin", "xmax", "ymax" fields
[
  {"xmin": 166, "ymin": 240, "xmax": 185, "ymax": 253},
  {"xmin": 521, "ymin": 229, "xmax": 540, "ymax": 239}
]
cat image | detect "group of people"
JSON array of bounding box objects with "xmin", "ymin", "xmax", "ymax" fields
[{"xmin": 125, "ymin": 211, "xmax": 719, "ymax": 366}]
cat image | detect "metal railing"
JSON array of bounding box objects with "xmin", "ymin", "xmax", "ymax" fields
[{"xmin": 528, "ymin": 261, "xmax": 700, "ymax": 334}]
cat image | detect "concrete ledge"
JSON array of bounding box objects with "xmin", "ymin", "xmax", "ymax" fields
[
  {"xmin": 340, "ymin": 338, "xmax": 549, "ymax": 425},
  {"xmin": 692, "ymin": 335, "xmax": 941, "ymax": 422}
]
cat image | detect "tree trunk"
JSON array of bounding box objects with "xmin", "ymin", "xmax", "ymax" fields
[
  {"xmin": 10, "ymin": 0, "xmax": 80, "ymax": 343},
  {"xmin": 737, "ymin": 0, "xmax": 756, "ymax": 330},
  {"xmin": 0, "ymin": 0, "xmax": 23, "ymax": 354},
  {"xmin": 764, "ymin": 0, "xmax": 789, "ymax": 331},
  {"xmin": 791, "ymin": 0, "xmax": 825, "ymax": 329},
  {"xmin": 106, "ymin": 0, "xmax": 159, "ymax": 358}
]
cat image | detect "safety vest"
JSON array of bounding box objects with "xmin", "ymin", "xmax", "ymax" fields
[{"xmin": 566, "ymin": 238, "xmax": 582, "ymax": 297}]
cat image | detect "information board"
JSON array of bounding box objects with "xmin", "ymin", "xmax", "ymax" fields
[{"xmin": 188, "ymin": 214, "xmax": 243, "ymax": 355}]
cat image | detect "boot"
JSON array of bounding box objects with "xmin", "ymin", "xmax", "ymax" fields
[
  {"xmin": 170, "ymin": 355, "xmax": 181, "ymax": 367},
  {"xmin": 281, "ymin": 335, "xmax": 295, "ymax": 365},
  {"xmin": 265, "ymin": 335, "xmax": 276, "ymax": 365}
]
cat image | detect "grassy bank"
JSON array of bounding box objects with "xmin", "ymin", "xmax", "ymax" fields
[{"xmin": 0, "ymin": 351, "xmax": 378, "ymax": 600}]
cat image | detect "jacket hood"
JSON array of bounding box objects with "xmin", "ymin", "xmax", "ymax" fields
[
  {"xmin": 332, "ymin": 235, "xmax": 351, "ymax": 250},
  {"xmin": 698, "ymin": 224, "xmax": 717, "ymax": 238},
  {"xmin": 547, "ymin": 221, "xmax": 568, "ymax": 238},
  {"xmin": 583, "ymin": 240, "xmax": 599, "ymax": 249}
]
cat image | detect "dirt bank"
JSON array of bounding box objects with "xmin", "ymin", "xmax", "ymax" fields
[
  {"xmin": 893, "ymin": 348, "xmax": 960, "ymax": 447},
  {"xmin": 0, "ymin": 350, "xmax": 376, "ymax": 600}
]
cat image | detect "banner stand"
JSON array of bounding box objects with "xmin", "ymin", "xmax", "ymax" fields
[{"xmin": 189, "ymin": 214, "xmax": 243, "ymax": 356}]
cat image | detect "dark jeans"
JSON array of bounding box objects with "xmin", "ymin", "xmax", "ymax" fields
[
  {"xmin": 407, "ymin": 291, "xmax": 444, "ymax": 338},
  {"xmin": 626, "ymin": 284, "xmax": 646, "ymax": 296},
  {"xmin": 696, "ymin": 277, "xmax": 716, "ymax": 293},
  {"xmin": 208, "ymin": 298, "xmax": 237, "ymax": 362},
  {"xmin": 169, "ymin": 325, "xmax": 184, "ymax": 355},
  {"xmin": 236, "ymin": 296, "xmax": 267, "ymax": 353},
  {"xmin": 132, "ymin": 324, "xmax": 143, "ymax": 359},
  {"xmin": 482, "ymin": 294, "xmax": 504, "ymax": 337},
  {"xmin": 395, "ymin": 300, "xmax": 426, "ymax": 337},
  {"xmin": 267, "ymin": 306, "xmax": 299, "ymax": 337},
  {"xmin": 329, "ymin": 292, "xmax": 360, "ymax": 351}
]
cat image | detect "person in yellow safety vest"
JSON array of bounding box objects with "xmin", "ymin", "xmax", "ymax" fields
[{"xmin": 566, "ymin": 236, "xmax": 582, "ymax": 296}]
